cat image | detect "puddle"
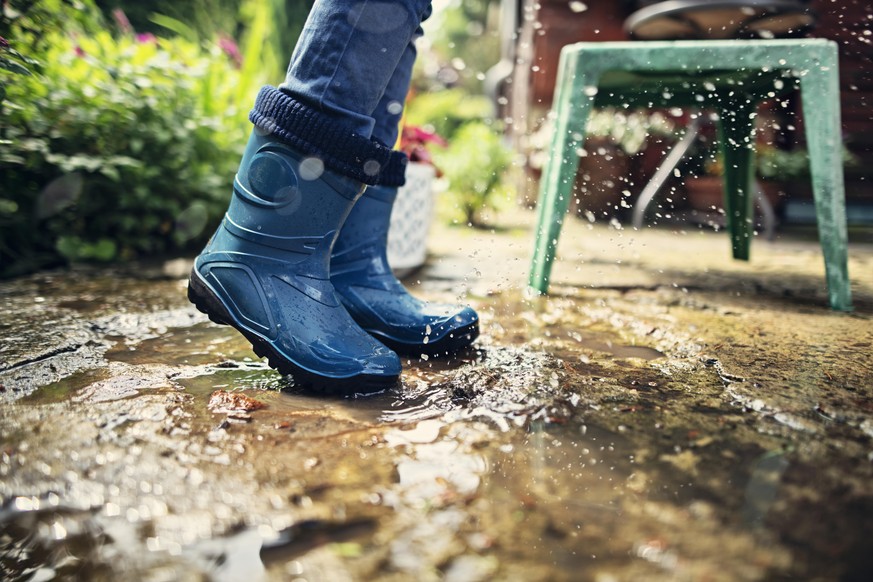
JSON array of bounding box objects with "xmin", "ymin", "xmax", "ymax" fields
[
  {"xmin": 104, "ymin": 322, "xmax": 257, "ymax": 367},
  {"xmin": 587, "ymin": 342, "xmax": 664, "ymax": 360},
  {"xmin": 2, "ymin": 250, "xmax": 872, "ymax": 581}
]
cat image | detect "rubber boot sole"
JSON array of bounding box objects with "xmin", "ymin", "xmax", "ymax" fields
[{"xmin": 187, "ymin": 269, "xmax": 399, "ymax": 396}]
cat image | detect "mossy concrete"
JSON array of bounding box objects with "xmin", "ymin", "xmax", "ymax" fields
[{"xmin": 1, "ymin": 210, "xmax": 871, "ymax": 581}]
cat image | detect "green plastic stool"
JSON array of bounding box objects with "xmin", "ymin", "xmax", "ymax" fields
[{"xmin": 528, "ymin": 39, "xmax": 852, "ymax": 311}]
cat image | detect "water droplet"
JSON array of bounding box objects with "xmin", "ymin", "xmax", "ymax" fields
[
  {"xmin": 175, "ymin": 201, "xmax": 209, "ymax": 242},
  {"xmin": 363, "ymin": 160, "xmax": 381, "ymax": 176},
  {"xmin": 299, "ymin": 157, "xmax": 325, "ymax": 181},
  {"xmin": 386, "ymin": 100, "xmax": 403, "ymax": 115}
]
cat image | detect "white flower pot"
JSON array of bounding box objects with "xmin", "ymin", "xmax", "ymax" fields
[{"xmin": 387, "ymin": 162, "xmax": 436, "ymax": 277}]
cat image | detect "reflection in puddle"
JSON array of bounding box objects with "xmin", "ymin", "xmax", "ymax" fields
[
  {"xmin": 384, "ymin": 418, "xmax": 445, "ymax": 446},
  {"xmin": 476, "ymin": 421, "xmax": 642, "ymax": 575},
  {"xmin": 377, "ymin": 384, "xmax": 452, "ymax": 424},
  {"xmin": 394, "ymin": 439, "xmax": 485, "ymax": 501},
  {"xmin": 741, "ymin": 452, "xmax": 790, "ymax": 528},
  {"xmin": 185, "ymin": 527, "xmax": 266, "ymax": 582},
  {"xmin": 259, "ymin": 518, "xmax": 377, "ymax": 574},
  {"xmin": 386, "ymin": 420, "xmax": 487, "ymax": 504},
  {"xmin": 569, "ymin": 334, "xmax": 666, "ymax": 361},
  {"xmin": 380, "ymin": 420, "xmax": 491, "ymax": 576}
]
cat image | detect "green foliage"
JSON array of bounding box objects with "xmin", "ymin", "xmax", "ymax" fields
[
  {"xmin": 94, "ymin": 0, "xmax": 243, "ymax": 41},
  {"xmin": 0, "ymin": 43, "xmax": 34, "ymax": 77},
  {"xmin": 0, "ymin": 17, "xmax": 251, "ymax": 275},
  {"xmin": 404, "ymin": 88, "xmax": 494, "ymax": 144},
  {"xmin": 434, "ymin": 121, "xmax": 511, "ymax": 227},
  {"xmin": 0, "ymin": 0, "xmax": 310, "ymax": 276},
  {"xmin": 528, "ymin": 108, "xmax": 676, "ymax": 172},
  {"xmin": 404, "ymin": 88, "xmax": 510, "ymax": 228},
  {"xmin": 404, "ymin": 84, "xmax": 510, "ymax": 227},
  {"xmin": 409, "ymin": 2, "xmax": 510, "ymax": 227},
  {"xmin": 755, "ymin": 146, "xmax": 811, "ymax": 181},
  {"xmin": 0, "ymin": 38, "xmax": 35, "ymax": 105},
  {"xmin": 1, "ymin": 0, "xmax": 104, "ymax": 50},
  {"xmin": 685, "ymin": 142, "xmax": 857, "ymax": 182},
  {"xmin": 584, "ymin": 109, "xmax": 675, "ymax": 155},
  {"xmin": 236, "ymin": 0, "xmax": 312, "ymax": 83},
  {"xmin": 94, "ymin": 0, "xmax": 312, "ymax": 83},
  {"xmin": 426, "ymin": 0, "xmax": 500, "ymax": 93}
]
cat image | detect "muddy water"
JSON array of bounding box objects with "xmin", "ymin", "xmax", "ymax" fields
[{"xmin": 2, "ymin": 226, "xmax": 872, "ymax": 581}]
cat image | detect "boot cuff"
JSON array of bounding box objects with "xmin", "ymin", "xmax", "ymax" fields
[{"xmin": 249, "ymin": 86, "xmax": 408, "ymax": 187}]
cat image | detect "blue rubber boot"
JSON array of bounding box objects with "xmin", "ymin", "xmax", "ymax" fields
[
  {"xmin": 188, "ymin": 130, "xmax": 401, "ymax": 394},
  {"xmin": 330, "ymin": 185, "xmax": 479, "ymax": 357}
]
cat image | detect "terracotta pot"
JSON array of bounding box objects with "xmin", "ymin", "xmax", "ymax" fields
[
  {"xmin": 523, "ymin": 140, "xmax": 631, "ymax": 218},
  {"xmin": 684, "ymin": 176, "xmax": 788, "ymax": 213},
  {"xmin": 570, "ymin": 138, "xmax": 629, "ymax": 218},
  {"xmin": 684, "ymin": 175, "xmax": 724, "ymax": 211}
]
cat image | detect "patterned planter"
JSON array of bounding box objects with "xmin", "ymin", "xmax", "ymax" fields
[{"xmin": 387, "ymin": 162, "xmax": 437, "ymax": 277}]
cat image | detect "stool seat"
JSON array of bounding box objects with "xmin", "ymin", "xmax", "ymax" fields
[
  {"xmin": 626, "ymin": 0, "xmax": 816, "ymax": 40},
  {"xmin": 528, "ymin": 39, "xmax": 852, "ymax": 310}
]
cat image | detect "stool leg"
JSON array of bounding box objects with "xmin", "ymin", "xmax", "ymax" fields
[
  {"xmin": 529, "ymin": 64, "xmax": 597, "ymax": 293},
  {"xmin": 717, "ymin": 97, "xmax": 757, "ymax": 261},
  {"xmin": 799, "ymin": 48, "xmax": 852, "ymax": 311}
]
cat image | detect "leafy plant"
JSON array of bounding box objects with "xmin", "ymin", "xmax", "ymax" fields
[
  {"xmin": 93, "ymin": 0, "xmax": 312, "ymax": 76},
  {"xmin": 527, "ymin": 108, "xmax": 675, "ymax": 171},
  {"xmin": 754, "ymin": 145, "xmax": 810, "ymax": 181},
  {"xmin": 585, "ymin": 108, "xmax": 675, "ymax": 155},
  {"xmin": 0, "ymin": 0, "xmax": 314, "ymax": 276},
  {"xmin": 0, "ymin": 36, "xmax": 35, "ymax": 126},
  {"xmin": 0, "ymin": 35, "xmax": 32, "ymax": 76},
  {"xmin": 755, "ymin": 144, "xmax": 856, "ymax": 182},
  {"xmin": 1, "ymin": 0, "xmax": 104, "ymax": 49},
  {"xmin": 94, "ymin": 0, "xmax": 243, "ymax": 42},
  {"xmin": 685, "ymin": 142, "xmax": 857, "ymax": 182},
  {"xmin": 404, "ymin": 88, "xmax": 494, "ymax": 144},
  {"xmin": 401, "ymin": 83, "xmax": 512, "ymax": 227},
  {"xmin": 434, "ymin": 121, "xmax": 511, "ymax": 227},
  {"xmin": 424, "ymin": 0, "xmax": 499, "ymax": 93},
  {"xmin": 0, "ymin": 12, "xmax": 252, "ymax": 275}
]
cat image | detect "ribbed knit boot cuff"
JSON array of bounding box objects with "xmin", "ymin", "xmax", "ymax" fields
[{"xmin": 249, "ymin": 86, "xmax": 408, "ymax": 187}]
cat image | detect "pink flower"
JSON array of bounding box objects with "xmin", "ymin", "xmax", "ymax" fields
[
  {"xmin": 217, "ymin": 35, "xmax": 242, "ymax": 69},
  {"xmin": 135, "ymin": 33, "xmax": 157, "ymax": 44},
  {"xmin": 74, "ymin": 45, "xmax": 86, "ymax": 58},
  {"xmin": 112, "ymin": 9, "xmax": 133, "ymax": 35},
  {"xmin": 403, "ymin": 125, "xmax": 448, "ymax": 148},
  {"xmin": 400, "ymin": 125, "xmax": 447, "ymax": 173}
]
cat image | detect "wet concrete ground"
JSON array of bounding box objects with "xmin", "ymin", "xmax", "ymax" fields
[{"xmin": 1, "ymin": 210, "xmax": 872, "ymax": 581}]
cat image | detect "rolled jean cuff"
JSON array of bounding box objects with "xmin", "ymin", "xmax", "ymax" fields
[{"xmin": 249, "ymin": 86, "xmax": 408, "ymax": 186}]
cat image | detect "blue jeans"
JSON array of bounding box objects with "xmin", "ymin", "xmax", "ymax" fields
[
  {"xmin": 280, "ymin": 0, "xmax": 433, "ymax": 147},
  {"xmin": 249, "ymin": 1, "xmax": 431, "ymax": 186}
]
